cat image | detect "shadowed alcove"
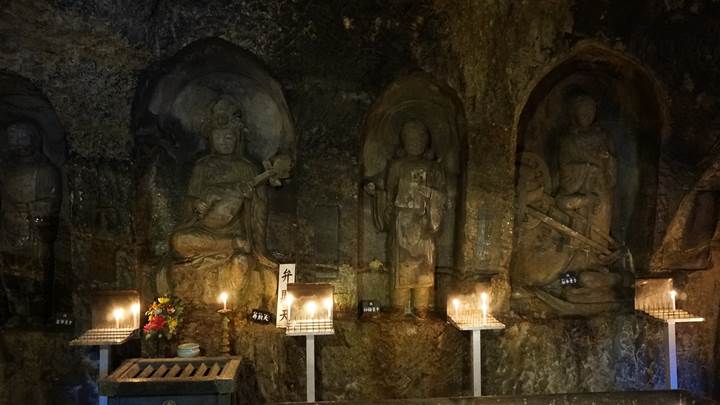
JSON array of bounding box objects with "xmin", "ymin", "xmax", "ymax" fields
[{"xmin": 511, "ymin": 43, "xmax": 669, "ymax": 316}]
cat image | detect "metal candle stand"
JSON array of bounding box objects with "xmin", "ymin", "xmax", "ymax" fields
[
  {"xmin": 217, "ymin": 308, "xmax": 232, "ymax": 356},
  {"xmin": 284, "ymin": 283, "xmax": 335, "ymax": 403},
  {"xmin": 287, "ymin": 321, "xmax": 334, "ymax": 402},
  {"xmin": 641, "ymin": 309, "xmax": 704, "ymax": 389},
  {"xmin": 70, "ymin": 328, "xmax": 137, "ymax": 405},
  {"xmin": 634, "ymin": 278, "xmax": 704, "ymax": 389},
  {"xmin": 70, "ymin": 290, "xmax": 141, "ymax": 405},
  {"xmin": 448, "ymin": 311, "xmax": 505, "ymax": 397}
]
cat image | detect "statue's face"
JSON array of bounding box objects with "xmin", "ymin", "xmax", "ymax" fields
[
  {"xmin": 401, "ymin": 123, "xmax": 429, "ymax": 157},
  {"xmin": 7, "ymin": 123, "xmax": 36, "ymax": 156},
  {"xmin": 210, "ymin": 128, "xmax": 237, "ymax": 155},
  {"xmin": 573, "ymin": 98, "xmax": 597, "ymax": 128}
]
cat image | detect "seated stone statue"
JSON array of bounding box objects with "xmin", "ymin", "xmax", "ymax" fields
[
  {"xmin": 512, "ymin": 94, "xmax": 625, "ymax": 316},
  {"xmin": 555, "ymin": 94, "xmax": 620, "ymax": 304},
  {"xmin": 163, "ymin": 98, "xmax": 288, "ymax": 310},
  {"xmin": 0, "ymin": 121, "xmax": 61, "ymax": 326}
]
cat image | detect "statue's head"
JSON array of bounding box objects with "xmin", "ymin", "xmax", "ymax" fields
[
  {"xmin": 210, "ymin": 126, "xmax": 238, "ymax": 155},
  {"xmin": 400, "ymin": 120, "xmax": 430, "ymax": 157},
  {"xmin": 571, "ymin": 94, "xmax": 597, "ymax": 128},
  {"xmin": 206, "ymin": 97, "xmax": 246, "ymax": 156},
  {"xmin": 6, "ymin": 121, "xmax": 41, "ymax": 157}
]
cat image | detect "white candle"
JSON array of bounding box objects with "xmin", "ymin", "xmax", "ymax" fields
[
  {"xmin": 452, "ymin": 298, "xmax": 460, "ymax": 319},
  {"xmin": 113, "ymin": 308, "xmax": 124, "ymax": 329},
  {"xmin": 480, "ymin": 292, "xmax": 490, "ymax": 321},
  {"xmin": 306, "ymin": 300, "xmax": 317, "ymax": 321},
  {"xmin": 669, "ymin": 290, "xmax": 678, "ymax": 311},
  {"xmin": 131, "ymin": 302, "xmax": 140, "ymax": 329},
  {"xmin": 219, "ymin": 292, "xmax": 228, "ymax": 311},
  {"xmin": 323, "ymin": 296, "xmax": 333, "ymax": 320}
]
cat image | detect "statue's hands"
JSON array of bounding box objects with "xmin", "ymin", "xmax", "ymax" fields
[
  {"xmin": 233, "ymin": 237, "xmax": 251, "ymax": 254},
  {"xmin": 598, "ymin": 249, "xmax": 623, "ymax": 266},
  {"xmin": 194, "ymin": 199, "xmax": 209, "ymax": 217},
  {"xmin": 237, "ymin": 182, "xmax": 254, "ymax": 198}
]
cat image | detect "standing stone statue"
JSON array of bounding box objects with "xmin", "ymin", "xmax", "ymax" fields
[
  {"xmin": 165, "ymin": 97, "xmax": 289, "ymax": 309},
  {"xmin": 365, "ymin": 120, "xmax": 446, "ymax": 316},
  {"xmin": 0, "ymin": 122, "xmax": 61, "ymax": 325},
  {"xmin": 555, "ymin": 93, "xmax": 620, "ymax": 303}
]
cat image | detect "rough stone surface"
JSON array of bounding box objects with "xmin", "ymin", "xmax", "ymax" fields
[
  {"xmin": 0, "ymin": 331, "xmax": 97, "ymax": 405},
  {"xmin": 178, "ymin": 311, "xmax": 466, "ymax": 403}
]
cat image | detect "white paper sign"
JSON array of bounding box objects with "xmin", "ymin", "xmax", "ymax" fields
[{"xmin": 276, "ymin": 263, "xmax": 296, "ymax": 328}]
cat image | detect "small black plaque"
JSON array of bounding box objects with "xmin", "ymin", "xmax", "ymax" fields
[
  {"xmin": 249, "ymin": 309, "xmax": 273, "ymax": 324},
  {"xmin": 51, "ymin": 312, "xmax": 74, "ymax": 330},
  {"xmin": 358, "ymin": 300, "xmax": 381, "ymax": 317}
]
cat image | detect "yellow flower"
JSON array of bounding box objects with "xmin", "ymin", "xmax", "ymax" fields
[
  {"xmin": 168, "ymin": 318, "xmax": 178, "ymax": 332},
  {"xmin": 158, "ymin": 297, "xmax": 170, "ymax": 304}
]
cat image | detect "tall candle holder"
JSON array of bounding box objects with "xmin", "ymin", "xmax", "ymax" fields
[
  {"xmin": 284, "ymin": 283, "xmax": 335, "ymax": 403},
  {"xmin": 635, "ymin": 278, "xmax": 704, "ymax": 389},
  {"xmin": 217, "ymin": 308, "xmax": 233, "ymax": 356},
  {"xmin": 69, "ymin": 290, "xmax": 140, "ymax": 405},
  {"xmin": 447, "ymin": 290, "xmax": 505, "ymax": 397}
]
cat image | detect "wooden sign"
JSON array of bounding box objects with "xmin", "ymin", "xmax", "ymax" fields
[{"xmin": 276, "ymin": 263, "xmax": 296, "ymax": 328}]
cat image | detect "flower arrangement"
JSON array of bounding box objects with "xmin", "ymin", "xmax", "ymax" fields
[{"xmin": 143, "ymin": 295, "xmax": 184, "ymax": 340}]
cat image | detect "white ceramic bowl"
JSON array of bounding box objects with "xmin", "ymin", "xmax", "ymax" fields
[{"xmin": 177, "ymin": 342, "xmax": 200, "ymax": 357}]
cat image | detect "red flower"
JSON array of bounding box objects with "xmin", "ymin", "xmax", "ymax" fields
[{"xmin": 143, "ymin": 316, "xmax": 167, "ymax": 332}]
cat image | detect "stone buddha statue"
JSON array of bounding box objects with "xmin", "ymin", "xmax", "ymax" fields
[
  {"xmin": 555, "ymin": 94, "xmax": 620, "ymax": 304},
  {"xmin": 557, "ymin": 94, "xmax": 615, "ymax": 245},
  {"xmin": 164, "ymin": 98, "xmax": 285, "ymax": 309},
  {"xmin": 365, "ymin": 120, "xmax": 447, "ymax": 316},
  {"xmin": 512, "ymin": 93, "xmax": 624, "ymax": 315},
  {"xmin": 0, "ymin": 121, "xmax": 61, "ymax": 325}
]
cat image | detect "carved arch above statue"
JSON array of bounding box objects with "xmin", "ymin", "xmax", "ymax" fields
[
  {"xmin": 133, "ymin": 37, "xmax": 295, "ymax": 166},
  {"xmin": 362, "ymin": 72, "xmax": 465, "ymax": 180}
]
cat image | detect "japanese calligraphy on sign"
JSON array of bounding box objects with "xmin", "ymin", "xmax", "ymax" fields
[
  {"xmin": 276, "ymin": 263, "xmax": 296, "ymax": 328},
  {"xmin": 250, "ymin": 309, "xmax": 274, "ymax": 324}
]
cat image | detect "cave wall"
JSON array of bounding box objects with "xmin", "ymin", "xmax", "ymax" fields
[{"xmin": 1, "ymin": 0, "xmax": 720, "ymax": 403}]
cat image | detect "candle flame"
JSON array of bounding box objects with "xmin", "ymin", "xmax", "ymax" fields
[
  {"xmin": 480, "ymin": 292, "xmax": 490, "ymax": 308},
  {"xmin": 323, "ymin": 297, "xmax": 333, "ymax": 311},
  {"xmin": 130, "ymin": 302, "xmax": 140, "ymax": 314},
  {"xmin": 219, "ymin": 292, "xmax": 229, "ymax": 303},
  {"xmin": 452, "ymin": 298, "xmax": 460, "ymax": 310},
  {"xmin": 305, "ymin": 300, "xmax": 317, "ymax": 316}
]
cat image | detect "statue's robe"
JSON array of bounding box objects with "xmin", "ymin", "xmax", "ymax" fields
[{"xmin": 377, "ymin": 156, "xmax": 446, "ymax": 290}]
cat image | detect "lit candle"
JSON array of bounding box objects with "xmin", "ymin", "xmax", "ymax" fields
[
  {"xmin": 219, "ymin": 292, "xmax": 228, "ymax": 311},
  {"xmin": 306, "ymin": 300, "xmax": 317, "ymax": 321},
  {"xmin": 131, "ymin": 302, "xmax": 140, "ymax": 329},
  {"xmin": 480, "ymin": 292, "xmax": 490, "ymax": 321},
  {"xmin": 669, "ymin": 290, "xmax": 678, "ymax": 311},
  {"xmin": 452, "ymin": 298, "xmax": 460, "ymax": 319},
  {"xmin": 323, "ymin": 296, "xmax": 333, "ymax": 319},
  {"xmin": 113, "ymin": 308, "xmax": 124, "ymax": 329}
]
